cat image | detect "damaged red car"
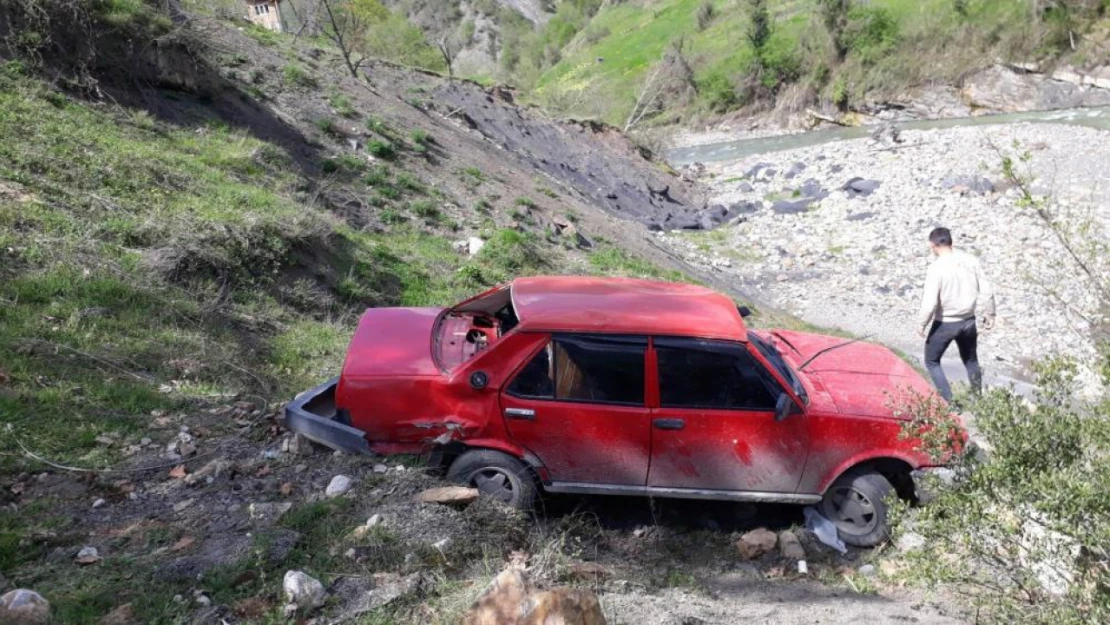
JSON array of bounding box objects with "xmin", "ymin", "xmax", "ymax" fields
[{"xmin": 284, "ymin": 276, "xmax": 961, "ymax": 547}]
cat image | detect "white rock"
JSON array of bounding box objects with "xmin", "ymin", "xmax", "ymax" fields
[
  {"xmin": 75, "ymin": 546, "xmax": 99, "ymax": 565},
  {"xmin": 366, "ymin": 514, "xmax": 383, "ymax": 528},
  {"xmin": 467, "ymin": 237, "xmax": 485, "ymax": 256},
  {"xmin": 859, "ymin": 564, "xmax": 877, "ymax": 577},
  {"xmin": 325, "ymin": 475, "xmax": 353, "ymax": 498},
  {"xmin": 432, "ymin": 538, "xmax": 452, "ymax": 550},
  {"xmin": 0, "ymin": 589, "xmax": 50, "ymax": 624},
  {"xmin": 372, "ymin": 464, "xmax": 388, "ymax": 474},
  {"xmin": 92, "ymin": 499, "xmax": 105, "ymax": 509},
  {"xmin": 283, "ymin": 570, "xmax": 325, "ymax": 612}
]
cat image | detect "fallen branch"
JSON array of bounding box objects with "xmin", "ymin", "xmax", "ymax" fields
[{"xmin": 806, "ymin": 108, "xmax": 850, "ymax": 127}]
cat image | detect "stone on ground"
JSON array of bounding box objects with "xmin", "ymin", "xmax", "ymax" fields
[
  {"xmin": 461, "ymin": 568, "xmax": 607, "ymax": 625},
  {"xmin": 416, "ymin": 486, "xmax": 480, "ymax": 506},
  {"xmin": 736, "ymin": 528, "xmax": 777, "ymax": 560},
  {"xmin": 283, "ymin": 570, "xmax": 325, "ymax": 614},
  {"xmin": 325, "ymin": 475, "xmax": 353, "ymax": 498},
  {"xmin": 0, "ymin": 589, "xmax": 50, "ymax": 624},
  {"xmin": 99, "ymin": 603, "xmax": 135, "ymax": 625},
  {"xmin": 779, "ymin": 530, "xmax": 806, "ymax": 560}
]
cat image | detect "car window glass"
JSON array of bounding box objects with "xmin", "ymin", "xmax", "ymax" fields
[
  {"xmin": 506, "ymin": 335, "xmax": 646, "ymax": 406},
  {"xmin": 506, "ymin": 343, "xmax": 554, "ymax": 399},
  {"xmin": 655, "ymin": 337, "xmax": 777, "ymax": 410}
]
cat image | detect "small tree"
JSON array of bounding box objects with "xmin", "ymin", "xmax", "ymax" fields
[
  {"xmin": 817, "ymin": 0, "xmax": 852, "ymax": 60},
  {"xmin": 746, "ymin": 0, "xmax": 771, "ymax": 54},
  {"xmin": 435, "ymin": 31, "xmax": 462, "ymax": 78},
  {"xmin": 317, "ymin": 0, "xmax": 388, "ymax": 78}
]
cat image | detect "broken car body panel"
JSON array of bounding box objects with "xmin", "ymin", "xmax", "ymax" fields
[{"xmin": 283, "ymin": 276, "xmax": 959, "ymax": 504}]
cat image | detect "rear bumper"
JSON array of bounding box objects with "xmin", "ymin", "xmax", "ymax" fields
[{"xmin": 281, "ymin": 378, "xmax": 371, "ymax": 455}]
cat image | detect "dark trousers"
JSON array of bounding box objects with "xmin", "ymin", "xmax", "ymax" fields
[{"xmin": 924, "ymin": 318, "xmax": 981, "ymax": 402}]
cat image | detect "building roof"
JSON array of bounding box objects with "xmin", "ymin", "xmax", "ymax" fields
[{"xmin": 511, "ymin": 276, "xmax": 747, "ymax": 341}]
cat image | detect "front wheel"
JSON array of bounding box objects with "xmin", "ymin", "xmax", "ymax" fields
[
  {"xmin": 821, "ymin": 470, "xmax": 894, "ymax": 548},
  {"xmin": 446, "ymin": 449, "xmax": 537, "ymax": 510}
]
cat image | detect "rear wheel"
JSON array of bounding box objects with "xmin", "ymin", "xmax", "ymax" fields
[
  {"xmin": 821, "ymin": 470, "xmax": 894, "ymax": 548},
  {"xmin": 446, "ymin": 449, "xmax": 537, "ymax": 510}
]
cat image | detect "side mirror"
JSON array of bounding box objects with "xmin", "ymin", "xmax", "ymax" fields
[
  {"xmin": 738, "ymin": 306, "xmax": 752, "ymax": 318},
  {"xmin": 774, "ymin": 393, "xmax": 795, "ymax": 422}
]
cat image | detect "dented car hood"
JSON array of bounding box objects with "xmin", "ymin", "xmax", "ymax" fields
[{"xmin": 773, "ymin": 330, "xmax": 934, "ymax": 418}]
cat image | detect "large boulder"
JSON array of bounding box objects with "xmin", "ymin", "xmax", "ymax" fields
[{"xmin": 461, "ymin": 568, "xmax": 606, "ymax": 625}]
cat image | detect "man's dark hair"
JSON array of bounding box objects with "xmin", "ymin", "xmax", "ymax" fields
[{"xmin": 929, "ymin": 227, "xmax": 953, "ymax": 247}]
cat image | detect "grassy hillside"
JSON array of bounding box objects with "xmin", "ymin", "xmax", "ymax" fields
[{"xmin": 524, "ymin": 0, "xmax": 1106, "ymax": 125}]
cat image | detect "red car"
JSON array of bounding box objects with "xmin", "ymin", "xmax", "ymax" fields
[{"xmin": 285, "ymin": 277, "xmax": 959, "ymax": 547}]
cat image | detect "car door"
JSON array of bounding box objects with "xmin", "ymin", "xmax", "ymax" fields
[
  {"xmin": 647, "ymin": 337, "xmax": 809, "ymax": 494},
  {"xmin": 499, "ymin": 334, "xmax": 652, "ymax": 486}
]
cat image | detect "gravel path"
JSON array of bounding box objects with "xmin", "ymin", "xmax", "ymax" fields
[{"xmin": 662, "ymin": 122, "xmax": 1110, "ymax": 397}]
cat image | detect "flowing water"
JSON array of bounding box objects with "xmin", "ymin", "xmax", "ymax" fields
[{"xmin": 665, "ymin": 106, "xmax": 1110, "ymax": 167}]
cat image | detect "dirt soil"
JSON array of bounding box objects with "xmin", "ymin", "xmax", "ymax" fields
[{"xmin": 6, "ymin": 399, "xmax": 966, "ymax": 624}]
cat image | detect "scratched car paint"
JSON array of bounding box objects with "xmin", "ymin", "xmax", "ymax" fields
[{"xmin": 284, "ymin": 276, "xmax": 965, "ymax": 547}]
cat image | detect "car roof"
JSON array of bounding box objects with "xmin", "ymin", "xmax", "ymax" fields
[{"xmin": 511, "ymin": 276, "xmax": 747, "ymax": 342}]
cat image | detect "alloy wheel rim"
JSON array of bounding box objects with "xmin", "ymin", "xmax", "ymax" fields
[
  {"xmin": 824, "ymin": 486, "xmax": 878, "ymax": 535},
  {"xmin": 471, "ymin": 468, "xmax": 515, "ymax": 503}
]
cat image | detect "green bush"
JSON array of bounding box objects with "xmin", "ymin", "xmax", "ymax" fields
[
  {"xmin": 841, "ymin": 6, "xmax": 900, "ymax": 65},
  {"xmin": 831, "ymin": 75, "xmax": 849, "ymax": 109},
  {"xmin": 696, "ymin": 70, "xmax": 739, "ymax": 113},
  {"xmin": 758, "ymin": 35, "xmax": 801, "ymax": 91},
  {"xmin": 282, "ymin": 64, "xmax": 316, "ymax": 88},
  {"xmin": 896, "ymin": 359, "xmax": 1110, "ymax": 624},
  {"xmin": 367, "ymin": 140, "xmax": 396, "ymax": 160}
]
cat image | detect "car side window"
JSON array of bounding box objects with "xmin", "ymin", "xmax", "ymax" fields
[
  {"xmin": 506, "ymin": 335, "xmax": 647, "ymax": 406},
  {"xmin": 655, "ymin": 337, "xmax": 778, "ymax": 410}
]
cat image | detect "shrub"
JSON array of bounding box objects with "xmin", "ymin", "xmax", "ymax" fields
[
  {"xmin": 329, "ymin": 93, "xmax": 356, "ymax": 118},
  {"xmin": 696, "ymin": 1, "xmax": 716, "ymax": 31},
  {"xmin": 282, "ymin": 64, "xmax": 315, "ymax": 88},
  {"xmin": 831, "ymin": 75, "xmax": 850, "ymax": 109},
  {"xmin": 696, "ymin": 70, "xmax": 739, "ymax": 113},
  {"xmin": 841, "ymin": 6, "xmax": 900, "ymax": 65},
  {"xmin": 895, "ymin": 359, "xmax": 1110, "ymax": 624},
  {"xmin": 367, "ymin": 140, "xmax": 396, "ymax": 160},
  {"xmin": 410, "ymin": 200, "xmax": 440, "ymax": 222},
  {"xmin": 409, "ymin": 128, "xmax": 430, "ymax": 148},
  {"xmin": 514, "ymin": 197, "xmax": 536, "ymax": 208},
  {"xmin": 364, "ymin": 165, "xmax": 390, "ymax": 186},
  {"xmin": 315, "ymin": 117, "xmax": 341, "ymax": 137}
]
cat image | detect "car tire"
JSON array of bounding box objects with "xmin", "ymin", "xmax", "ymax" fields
[
  {"xmin": 820, "ymin": 470, "xmax": 894, "ymax": 548},
  {"xmin": 446, "ymin": 449, "xmax": 537, "ymax": 510}
]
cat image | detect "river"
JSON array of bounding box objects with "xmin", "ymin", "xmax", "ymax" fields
[{"xmin": 665, "ymin": 106, "xmax": 1110, "ymax": 167}]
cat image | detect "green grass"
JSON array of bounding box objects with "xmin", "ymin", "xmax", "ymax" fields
[
  {"xmin": 282, "ymin": 63, "xmax": 316, "ymax": 88},
  {"xmin": 587, "ymin": 247, "xmax": 687, "ymax": 282},
  {"xmin": 527, "ymin": 0, "xmax": 1053, "ymax": 124}
]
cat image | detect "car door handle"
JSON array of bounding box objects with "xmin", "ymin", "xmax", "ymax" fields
[
  {"xmin": 653, "ymin": 418, "xmax": 685, "ymax": 430},
  {"xmin": 504, "ymin": 408, "xmax": 536, "ymax": 420}
]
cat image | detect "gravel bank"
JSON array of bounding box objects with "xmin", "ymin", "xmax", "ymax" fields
[{"xmin": 662, "ymin": 122, "xmax": 1110, "ymax": 396}]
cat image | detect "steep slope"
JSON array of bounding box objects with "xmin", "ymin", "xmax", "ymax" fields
[{"xmin": 527, "ymin": 0, "xmax": 1109, "ymax": 126}]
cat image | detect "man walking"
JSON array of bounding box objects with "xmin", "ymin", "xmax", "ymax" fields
[{"xmin": 917, "ymin": 227, "xmax": 996, "ymax": 402}]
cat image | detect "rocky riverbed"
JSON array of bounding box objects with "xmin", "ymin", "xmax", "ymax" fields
[{"xmin": 662, "ymin": 122, "xmax": 1110, "ymax": 397}]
